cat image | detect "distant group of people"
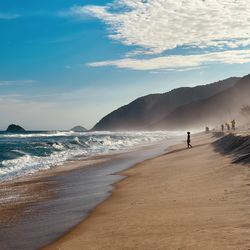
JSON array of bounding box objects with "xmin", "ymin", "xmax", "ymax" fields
[
  {"xmin": 186, "ymin": 119, "xmax": 237, "ymax": 149},
  {"xmin": 204, "ymin": 119, "xmax": 236, "ymax": 134},
  {"xmin": 221, "ymin": 119, "xmax": 236, "ymax": 132}
]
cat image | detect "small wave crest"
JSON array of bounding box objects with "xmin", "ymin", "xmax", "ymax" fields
[
  {"xmin": 1, "ymin": 148, "xmax": 88, "ymax": 181},
  {"xmin": 52, "ymin": 142, "xmax": 65, "ymax": 150},
  {"xmin": 0, "ymin": 131, "xmax": 75, "ymax": 139},
  {"xmin": 11, "ymin": 149, "xmax": 27, "ymax": 155}
]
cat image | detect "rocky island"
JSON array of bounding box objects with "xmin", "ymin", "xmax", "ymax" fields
[
  {"xmin": 70, "ymin": 126, "xmax": 87, "ymax": 132},
  {"xmin": 6, "ymin": 124, "xmax": 26, "ymax": 133}
]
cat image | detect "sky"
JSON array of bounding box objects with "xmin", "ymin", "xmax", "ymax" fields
[{"xmin": 1, "ymin": 0, "xmax": 250, "ymax": 130}]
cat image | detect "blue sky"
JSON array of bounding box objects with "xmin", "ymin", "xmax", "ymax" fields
[{"xmin": 1, "ymin": 0, "xmax": 250, "ymax": 130}]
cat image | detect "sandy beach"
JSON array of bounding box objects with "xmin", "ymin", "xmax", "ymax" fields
[
  {"xmin": 1, "ymin": 137, "xmax": 178, "ymax": 250},
  {"xmin": 44, "ymin": 133, "xmax": 250, "ymax": 250}
]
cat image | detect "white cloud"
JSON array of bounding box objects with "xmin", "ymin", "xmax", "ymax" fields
[
  {"xmin": 0, "ymin": 80, "xmax": 36, "ymax": 86},
  {"xmin": 0, "ymin": 13, "xmax": 21, "ymax": 20},
  {"xmin": 66, "ymin": 1, "xmax": 250, "ymax": 70},
  {"xmin": 87, "ymin": 49, "xmax": 250, "ymax": 70},
  {"xmin": 76, "ymin": 0, "xmax": 250, "ymax": 54}
]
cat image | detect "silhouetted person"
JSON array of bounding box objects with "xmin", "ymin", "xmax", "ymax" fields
[
  {"xmin": 226, "ymin": 123, "xmax": 230, "ymax": 131},
  {"xmin": 205, "ymin": 126, "xmax": 209, "ymax": 133},
  {"xmin": 187, "ymin": 132, "xmax": 192, "ymax": 148},
  {"xmin": 221, "ymin": 124, "xmax": 224, "ymax": 132},
  {"xmin": 231, "ymin": 120, "xmax": 236, "ymax": 131}
]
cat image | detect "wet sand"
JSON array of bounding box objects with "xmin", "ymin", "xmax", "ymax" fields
[
  {"xmin": 45, "ymin": 133, "xmax": 250, "ymax": 250},
  {"xmin": 0, "ymin": 139, "xmax": 178, "ymax": 250}
]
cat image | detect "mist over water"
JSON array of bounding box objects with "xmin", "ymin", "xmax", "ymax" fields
[{"xmin": 0, "ymin": 130, "xmax": 184, "ymax": 181}]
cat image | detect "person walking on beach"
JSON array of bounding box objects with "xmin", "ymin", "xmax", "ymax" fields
[
  {"xmin": 225, "ymin": 123, "xmax": 230, "ymax": 131},
  {"xmin": 187, "ymin": 132, "xmax": 192, "ymax": 148},
  {"xmin": 231, "ymin": 119, "xmax": 236, "ymax": 131},
  {"xmin": 221, "ymin": 124, "xmax": 224, "ymax": 132}
]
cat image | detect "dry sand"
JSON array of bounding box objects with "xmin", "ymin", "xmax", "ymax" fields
[{"xmin": 44, "ymin": 133, "xmax": 250, "ymax": 250}]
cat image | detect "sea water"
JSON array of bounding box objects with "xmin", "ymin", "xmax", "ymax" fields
[{"xmin": 0, "ymin": 130, "xmax": 184, "ymax": 181}]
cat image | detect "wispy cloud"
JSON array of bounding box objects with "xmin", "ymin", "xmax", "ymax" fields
[
  {"xmin": 68, "ymin": 1, "xmax": 250, "ymax": 70},
  {"xmin": 75, "ymin": 0, "xmax": 250, "ymax": 54},
  {"xmin": 87, "ymin": 50, "xmax": 250, "ymax": 71},
  {"xmin": 0, "ymin": 80, "xmax": 36, "ymax": 86},
  {"xmin": 64, "ymin": 65, "xmax": 72, "ymax": 69},
  {"xmin": 57, "ymin": 6, "xmax": 93, "ymax": 19},
  {"xmin": 0, "ymin": 12, "xmax": 21, "ymax": 20}
]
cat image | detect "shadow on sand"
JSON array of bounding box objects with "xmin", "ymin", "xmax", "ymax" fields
[
  {"xmin": 213, "ymin": 134, "xmax": 250, "ymax": 165},
  {"xmin": 165, "ymin": 143, "xmax": 210, "ymax": 156}
]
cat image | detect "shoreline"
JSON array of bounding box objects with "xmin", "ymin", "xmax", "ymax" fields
[
  {"xmin": 0, "ymin": 137, "xmax": 182, "ymax": 250},
  {"xmin": 44, "ymin": 132, "xmax": 250, "ymax": 250}
]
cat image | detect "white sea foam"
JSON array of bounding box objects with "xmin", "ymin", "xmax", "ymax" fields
[
  {"xmin": 0, "ymin": 131, "xmax": 186, "ymax": 181},
  {"xmin": 52, "ymin": 142, "xmax": 65, "ymax": 150},
  {"xmin": 73, "ymin": 137, "xmax": 83, "ymax": 145},
  {"xmin": 11, "ymin": 149, "xmax": 27, "ymax": 155},
  {"xmin": 1, "ymin": 148, "xmax": 88, "ymax": 181},
  {"xmin": 0, "ymin": 131, "xmax": 75, "ymax": 138}
]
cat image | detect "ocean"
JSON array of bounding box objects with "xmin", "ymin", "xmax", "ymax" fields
[{"xmin": 0, "ymin": 130, "xmax": 184, "ymax": 181}]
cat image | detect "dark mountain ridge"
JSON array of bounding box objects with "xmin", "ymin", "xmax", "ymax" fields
[
  {"xmin": 93, "ymin": 77, "xmax": 239, "ymax": 131},
  {"xmin": 152, "ymin": 74, "xmax": 250, "ymax": 130}
]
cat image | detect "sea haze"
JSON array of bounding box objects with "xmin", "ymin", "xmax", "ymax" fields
[{"xmin": 0, "ymin": 130, "xmax": 185, "ymax": 181}]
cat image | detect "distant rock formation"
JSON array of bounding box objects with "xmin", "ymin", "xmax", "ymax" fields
[
  {"xmin": 92, "ymin": 77, "xmax": 239, "ymax": 131},
  {"xmin": 70, "ymin": 126, "xmax": 87, "ymax": 132},
  {"xmin": 6, "ymin": 124, "xmax": 25, "ymax": 132}
]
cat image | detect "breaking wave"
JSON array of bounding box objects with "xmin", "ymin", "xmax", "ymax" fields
[{"xmin": 0, "ymin": 131, "xmax": 184, "ymax": 181}]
